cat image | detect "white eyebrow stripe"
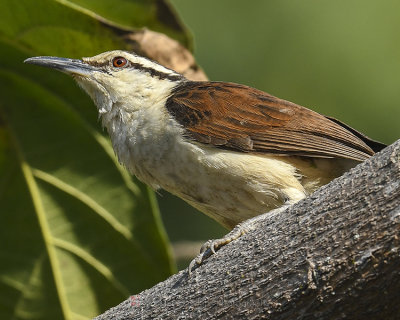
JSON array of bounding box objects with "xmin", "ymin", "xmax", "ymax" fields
[{"xmin": 129, "ymin": 55, "xmax": 176, "ymax": 75}]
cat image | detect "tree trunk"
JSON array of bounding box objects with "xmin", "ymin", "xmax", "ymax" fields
[{"xmin": 95, "ymin": 139, "xmax": 400, "ymax": 320}]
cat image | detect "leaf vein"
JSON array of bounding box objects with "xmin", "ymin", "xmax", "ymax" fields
[{"xmin": 32, "ymin": 169, "xmax": 134, "ymax": 242}]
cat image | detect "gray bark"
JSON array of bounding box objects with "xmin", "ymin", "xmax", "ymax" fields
[{"xmin": 95, "ymin": 139, "xmax": 400, "ymax": 320}]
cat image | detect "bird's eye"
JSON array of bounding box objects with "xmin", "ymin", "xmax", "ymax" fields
[{"xmin": 112, "ymin": 56, "xmax": 128, "ymax": 68}]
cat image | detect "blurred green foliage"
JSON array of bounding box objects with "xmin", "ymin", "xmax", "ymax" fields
[{"xmin": 171, "ymin": 0, "xmax": 399, "ymax": 141}]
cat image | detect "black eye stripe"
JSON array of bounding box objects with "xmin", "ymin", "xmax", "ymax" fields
[
  {"xmin": 129, "ymin": 62, "xmax": 182, "ymax": 81},
  {"xmin": 85, "ymin": 58, "xmax": 183, "ymax": 81}
]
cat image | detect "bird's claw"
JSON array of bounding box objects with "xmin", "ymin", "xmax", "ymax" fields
[
  {"xmin": 188, "ymin": 222, "xmax": 253, "ymax": 275},
  {"xmin": 200, "ymin": 240, "xmax": 217, "ymax": 254},
  {"xmin": 187, "ymin": 206, "xmax": 291, "ymax": 275}
]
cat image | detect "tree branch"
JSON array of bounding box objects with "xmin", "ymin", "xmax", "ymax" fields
[{"xmin": 95, "ymin": 139, "xmax": 400, "ymax": 320}]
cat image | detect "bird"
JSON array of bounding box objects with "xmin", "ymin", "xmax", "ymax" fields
[{"xmin": 25, "ymin": 50, "xmax": 386, "ymax": 269}]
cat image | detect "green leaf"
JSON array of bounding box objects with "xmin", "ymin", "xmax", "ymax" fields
[
  {"xmin": 0, "ymin": 0, "xmax": 189, "ymax": 318},
  {"xmin": 56, "ymin": 0, "xmax": 191, "ymax": 48}
]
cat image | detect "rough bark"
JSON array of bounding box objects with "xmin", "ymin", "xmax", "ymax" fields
[{"xmin": 95, "ymin": 139, "xmax": 400, "ymax": 320}]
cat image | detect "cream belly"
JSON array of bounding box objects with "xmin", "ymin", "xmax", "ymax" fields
[
  {"xmin": 122, "ymin": 131, "xmax": 351, "ymax": 229},
  {"xmin": 166, "ymin": 144, "xmax": 307, "ymax": 229},
  {"xmin": 166, "ymin": 145, "xmax": 352, "ymax": 228}
]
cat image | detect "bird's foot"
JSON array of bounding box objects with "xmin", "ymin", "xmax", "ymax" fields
[
  {"xmin": 188, "ymin": 205, "xmax": 290, "ymax": 274},
  {"xmin": 188, "ymin": 223, "xmax": 250, "ymax": 274}
]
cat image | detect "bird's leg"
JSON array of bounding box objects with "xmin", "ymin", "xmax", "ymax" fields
[{"xmin": 188, "ymin": 204, "xmax": 290, "ymax": 274}]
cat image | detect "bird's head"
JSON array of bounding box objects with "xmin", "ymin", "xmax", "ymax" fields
[{"xmin": 24, "ymin": 50, "xmax": 184, "ymax": 114}]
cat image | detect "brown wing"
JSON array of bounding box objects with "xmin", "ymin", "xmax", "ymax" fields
[{"xmin": 166, "ymin": 81, "xmax": 385, "ymax": 161}]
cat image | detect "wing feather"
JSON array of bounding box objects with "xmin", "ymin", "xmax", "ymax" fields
[{"xmin": 166, "ymin": 81, "xmax": 385, "ymax": 161}]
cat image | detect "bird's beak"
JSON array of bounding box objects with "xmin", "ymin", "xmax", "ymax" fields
[{"xmin": 24, "ymin": 56, "xmax": 96, "ymax": 77}]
